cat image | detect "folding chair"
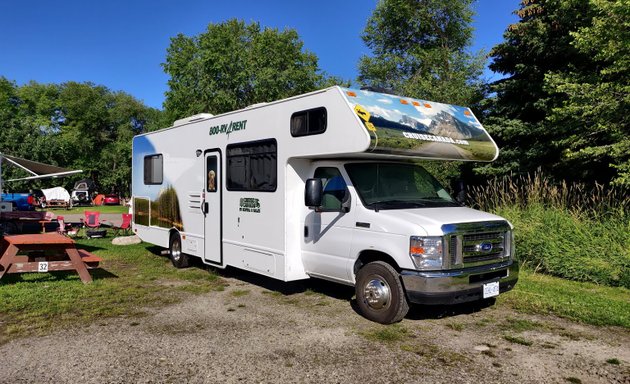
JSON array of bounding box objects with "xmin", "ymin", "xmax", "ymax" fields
[
  {"xmin": 56, "ymin": 215, "xmax": 79, "ymax": 238},
  {"xmin": 112, "ymin": 213, "xmax": 132, "ymax": 236},
  {"xmin": 82, "ymin": 211, "xmax": 106, "ymax": 238}
]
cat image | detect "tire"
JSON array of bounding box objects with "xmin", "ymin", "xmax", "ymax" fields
[
  {"xmin": 169, "ymin": 232, "xmax": 190, "ymax": 268},
  {"xmin": 355, "ymin": 261, "xmax": 409, "ymax": 324}
]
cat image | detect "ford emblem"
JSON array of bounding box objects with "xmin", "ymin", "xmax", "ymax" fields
[{"xmin": 480, "ymin": 242, "xmax": 493, "ymax": 252}]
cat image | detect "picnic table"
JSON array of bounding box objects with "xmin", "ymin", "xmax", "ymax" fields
[{"xmin": 0, "ymin": 233, "xmax": 101, "ymax": 284}]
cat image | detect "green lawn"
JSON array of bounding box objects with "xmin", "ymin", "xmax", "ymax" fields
[{"xmin": 0, "ymin": 238, "xmax": 225, "ymax": 344}]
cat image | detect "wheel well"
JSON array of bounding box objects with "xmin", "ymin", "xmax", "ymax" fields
[{"xmin": 354, "ymin": 250, "xmax": 401, "ymax": 276}]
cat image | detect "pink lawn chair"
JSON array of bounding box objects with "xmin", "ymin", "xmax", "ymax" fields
[{"xmin": 112, "ymin": 213, "xmax": 132, "ymax": 236}]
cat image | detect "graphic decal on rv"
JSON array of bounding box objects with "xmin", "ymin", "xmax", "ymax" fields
[
  {"xmin": 342, "ymin": 87, "xmax": 498, "ymax": 161},
  {"xmin": 209, "ymin": 119, "xmax": 247, "ymax": 136},
  {"xmin": 133, "ymin": 186, "xmax": 184, "ymax": 230},
  {"xmin": 239, "ymin": 197, "xmax": 260, "ymax": 213},
  {"xmin": 132, "ymin": 136, "xmax": 185, "ymax": 230}
]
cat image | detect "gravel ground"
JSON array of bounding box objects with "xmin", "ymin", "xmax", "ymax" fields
[{"xmin": 1, "ymin": 270, "xmax": 628, "ymax": 384}]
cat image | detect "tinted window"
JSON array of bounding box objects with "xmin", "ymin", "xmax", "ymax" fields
[
  {"xmin": 144, "ymin": 154, "xmax": 163, "ymax": 185},
  {"xmin": 291, "ymin": 107, "xmax": 327, "ymax": 137},
  {"xmin": 227, "ymin": 139, "xmax": 277, "ymax": 191}
]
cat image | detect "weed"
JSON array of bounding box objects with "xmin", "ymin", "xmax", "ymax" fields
[
  {"xmin": 469, "ymin": 173, "xmax": 630, "ymax": 289},
  {"xmin": 606, "ymin": 358, "xmax": 621, "ymax": 365},
  {"xmin": 361, "ymin": 324, "xmax": 409, "ymax": 343},
  {"xmin": 500, "ymin": 318, "xmax": 541, "ymax": 332},
  {"xmin": 482, "ymin": 350, "xmax": 497, "ymax": 358},
  {"xmin": 564, "ymin": 377, "xmax": 582, "ymax": 384},
  {"xmin": 230, "ymin": 289, "xmax": 250, "ymax": 297},
  {"xmin": 445, "ymin": 322, "xmax": 464, "ymax": 332},
  {"xmin": 503, "ymin": 335, "xmax": 533, "ymax": 346},
  {"xmin": 237, "ymin": 304, "xmax": 246, "ymax": 308}
]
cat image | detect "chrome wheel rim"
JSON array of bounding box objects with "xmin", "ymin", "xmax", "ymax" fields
[
  {"xmin": 171, "ymin": 237, "xmax": 181, "ymax": 261},
  {"xmin": 363, "ymin": 276, "xmax": 391, "ymax": 310}
]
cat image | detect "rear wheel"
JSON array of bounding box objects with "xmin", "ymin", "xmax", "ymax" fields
[
  {"xmin": 355, "ymin": 261, "xmax": 409, "ymax": 324},
  {"xmin": 169, "ymin": 232, "xmax": 190, "ymax": 268}
]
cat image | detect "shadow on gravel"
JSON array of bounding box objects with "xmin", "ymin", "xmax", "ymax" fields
[
  {"xmin": 406, "ymin": 298, "xmax": 496, "ymax": 320},
  {"xmin": 148, "ymin": 245, "xmax": 496, "ymax": 322}
]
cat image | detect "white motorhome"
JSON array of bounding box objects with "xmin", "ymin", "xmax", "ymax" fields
[{"xmin": 131, "ymin": 87, "xmax": 518, "ymax": 324}]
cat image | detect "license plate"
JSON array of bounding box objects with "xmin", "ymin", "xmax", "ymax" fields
[{"xmin": 483, "ymin": 281, "xmax": 500, "ymax": 298}]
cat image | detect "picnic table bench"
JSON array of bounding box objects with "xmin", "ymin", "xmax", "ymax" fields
[{"xmin": 0, "ymin": 233, "xmax": 102, "ymax": 284}]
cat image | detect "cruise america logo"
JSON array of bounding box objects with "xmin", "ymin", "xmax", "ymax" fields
[{"xmin": 209, "ymin": 119, "xmax": 247, "ymax": 136}]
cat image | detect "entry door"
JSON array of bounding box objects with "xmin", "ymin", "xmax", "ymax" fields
[{"xmin": 204, "ymin": 151, "xmax": 222, "ymax": 264}]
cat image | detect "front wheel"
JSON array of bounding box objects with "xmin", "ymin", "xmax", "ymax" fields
[
  {"xmin": 169, "ymin": 232, "xmax": 190, "ymax": 268},
  {"xmin": 355, "ymin": 261, "xmax": 409, "ymax": 324}
]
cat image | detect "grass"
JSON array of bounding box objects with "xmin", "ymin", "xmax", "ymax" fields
[
  {"xmin": 0, "ymin": 238, "xmax": 225, "ymax": 343},
  {"xmin": 499, "ymin": 269, "xmax": 630, "ymax": 328},
  {"xmin": 503, "ymin": 334, "xmax": 533, "ymax": 346},
  {"xmin": 360, "ymin": 324, "xmax": 410, "ymax": 343},
  {"xmin": 469, "ymin": 173, "xmax": 629, "ymax": 288}
]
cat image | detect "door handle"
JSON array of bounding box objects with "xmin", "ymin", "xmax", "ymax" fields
[{"xmin": 202, "ymin": 202, "xmax": 209, "ymax": 214}]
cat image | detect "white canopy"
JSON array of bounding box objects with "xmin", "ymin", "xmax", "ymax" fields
[{"xmin": 41, "ymin": 187, "xmax": 71, "ymax": 203}]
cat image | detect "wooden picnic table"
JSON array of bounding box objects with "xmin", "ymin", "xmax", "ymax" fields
[{"xmin": 0, "ymin": 233, "xmax": 101, "ymax": 284}]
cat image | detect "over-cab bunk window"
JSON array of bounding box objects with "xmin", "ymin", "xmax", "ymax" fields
[
  {"xmin": 226, "ymin": 139, "xmax": 277, "ymax": 192},
  {"xmin": 290, "ymin": 107, "xmax": 327, "ymax": 137},
  {"xmin": 143, "ymin": 154, "xmax": 163, "ymax": 185}
]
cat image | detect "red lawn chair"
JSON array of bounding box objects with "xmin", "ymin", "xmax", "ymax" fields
[
  {"xmin": 81, "ymin": 211, "xmax": 106, "ymax": 238},
  {"xmin": 56, "ymin": 215, "xmax": 79, "ymax": 238},
  {"xmin": 112, "ymin": 213, "xmax": 132, "ymax": 236}
]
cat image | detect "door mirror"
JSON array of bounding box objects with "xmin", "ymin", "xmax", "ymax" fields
[{"xmin": 305, "ymin": 178, "xmax": 323, "ymax": 208}]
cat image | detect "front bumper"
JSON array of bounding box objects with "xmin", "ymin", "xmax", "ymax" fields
[{"xmin": 400, "ymin": 261, "xmax": 519, "ymax": 305}]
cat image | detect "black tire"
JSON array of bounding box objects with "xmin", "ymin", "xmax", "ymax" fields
[
  {"xmin": 355, "ymin": 261, "xmax": 409, "ymax": 324},
  {"xmin": 169, "ymin": 232, "xmax": 190, "ymax": 268}
]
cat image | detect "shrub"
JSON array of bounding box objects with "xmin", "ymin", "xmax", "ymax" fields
[{"xmin": 469, "ymin": 173, "xmax": 630, "ymax": 288}]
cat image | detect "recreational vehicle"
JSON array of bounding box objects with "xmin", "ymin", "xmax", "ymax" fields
[{"xmin": 131, "ymin": 87, "xmax": 518, "ymax": 324}]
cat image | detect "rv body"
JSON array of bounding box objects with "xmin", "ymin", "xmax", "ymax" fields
[{"xmin": 131, "ymin": 87, "xmax": 518, "ymax": 323}]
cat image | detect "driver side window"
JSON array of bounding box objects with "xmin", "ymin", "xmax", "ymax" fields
[{"xmin": 314, "ymin": 167, "xmax": 347, "ymax": 211}]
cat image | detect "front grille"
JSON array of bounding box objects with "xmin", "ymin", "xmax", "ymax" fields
[{"xmin": 443, "ymin": 221, "xmax": 511, "ymax": 268}]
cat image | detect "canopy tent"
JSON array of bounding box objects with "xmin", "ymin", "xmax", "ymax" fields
[{"xmin": 0, "ymin": 152, "xmax": 82, "ymax": 201}]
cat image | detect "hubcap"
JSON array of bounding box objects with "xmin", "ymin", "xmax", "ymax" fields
[
  {"xmin": 171, "ymin": 238, "xmax": 181, "ymax": 261},
  {"xmin": 363, "ymin": 277, "xmax": 391, "ymax": 310}
]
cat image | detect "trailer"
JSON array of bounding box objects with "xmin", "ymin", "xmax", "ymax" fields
[{"xmin": 131, "ymin": 86, "xmax": 518, "ymax": 324}]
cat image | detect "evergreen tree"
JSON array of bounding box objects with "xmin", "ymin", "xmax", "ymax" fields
[{"xmin": 477, "ymin": 0, "xmax": 628, "ymax": 185}]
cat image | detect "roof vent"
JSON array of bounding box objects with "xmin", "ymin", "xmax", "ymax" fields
[{"xmin": 172, "ymin": 113, "xmax": 214, "ymax": 127}]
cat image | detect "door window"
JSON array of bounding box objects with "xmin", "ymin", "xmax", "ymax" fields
[
  {"xmin": 207, "ymin": 156, "xmax": 218, "ymax": 192},
  {"xmin": 314, "ymin": 167, "xmax": 347, "ymax": 211}
]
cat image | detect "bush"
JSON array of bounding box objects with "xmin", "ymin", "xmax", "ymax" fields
[{"xmin": 469, "ymin": 173, "xmax": 630, "ymax": 288}]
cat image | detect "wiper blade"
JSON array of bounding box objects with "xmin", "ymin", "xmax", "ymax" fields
[{"xmin": 366, "ymin": 199, "xmax": 427, "ymax": 208}]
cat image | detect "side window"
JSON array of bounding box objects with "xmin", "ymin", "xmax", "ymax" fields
[
  {"xmin": 226, "ymin": 139, "xmax": 277, "ymax": 191},
  {"xmin": 314, "ymin": 167, "xmax": 347, "ymax": 211},
  {"xmin": 291, "ymin": 107, "xmax": 327, "ymax": 137},
  {"xmin": 207, "ymin": 156, "xmax": 218, "ymax": 192},
  {"xmin": 144, "ymin": 154, "xmax": 163, "ymax": 185}
]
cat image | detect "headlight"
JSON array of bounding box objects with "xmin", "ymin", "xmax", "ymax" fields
[{"xmin": 410, "ymin": 236, "xmax": 443, "ymax": 270}]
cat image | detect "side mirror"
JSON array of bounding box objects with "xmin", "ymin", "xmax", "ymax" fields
[
  {"xmin": 305, "ymin": 178, "xmax": 323, "ymax": 208},
  {"xmin": 452, "ymin": 179, "xmax": 466, "ymax": 204}
]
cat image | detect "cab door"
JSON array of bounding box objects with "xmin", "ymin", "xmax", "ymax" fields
[
  {"xmin": 203, "ymin": 151, "xmax": 222, "ymax": 264},
  {"xmin": 302, "ymin": 166, "xmax": 355, "ymax": 282}
]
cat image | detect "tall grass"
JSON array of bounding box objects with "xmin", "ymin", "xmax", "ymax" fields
[{"xmin": 469, "ymin": 173, "xmax": 630, "ymax": 288}]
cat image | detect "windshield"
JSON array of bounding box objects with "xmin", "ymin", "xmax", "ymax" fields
[{"xmin": 345, "ymin": 163, "xmax": 458, "ymax": 210}]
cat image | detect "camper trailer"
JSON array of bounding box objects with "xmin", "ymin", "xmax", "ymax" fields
[{"xmin": 131, "ymin": 87, "xmax": 518, "ymax": 324}]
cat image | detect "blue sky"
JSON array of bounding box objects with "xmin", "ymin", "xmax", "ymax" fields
[{"xmin": 0, "ymin": 0, "xmax": 519, "ymax": 110}]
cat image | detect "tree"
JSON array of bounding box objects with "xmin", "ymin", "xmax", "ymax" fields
[
  {"xmin": 544, "ymin": 0, "xmax": 629, "ymax": 186},
  {"xmin": 0, "ymin": 79, "xmax": 160, "ymax": 195},
  {"xmin": 357, "ymin": 0, "xmax": 486, "ymax": 187},
  {"xmin": 477, "ymin": 0, "xmax": 621, "ymax": 184},
  {"xmin": 162, "ymin": 19, "xmax": 342, "ymax": 121},
  {"xmin": 358, "ymin": 0, "xmax": 486, "ymax": 107}
]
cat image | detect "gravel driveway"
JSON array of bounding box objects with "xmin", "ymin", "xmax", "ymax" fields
[{"xmin": 1, "ymin": 269, "xmax": 628, "ymax": 383}]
